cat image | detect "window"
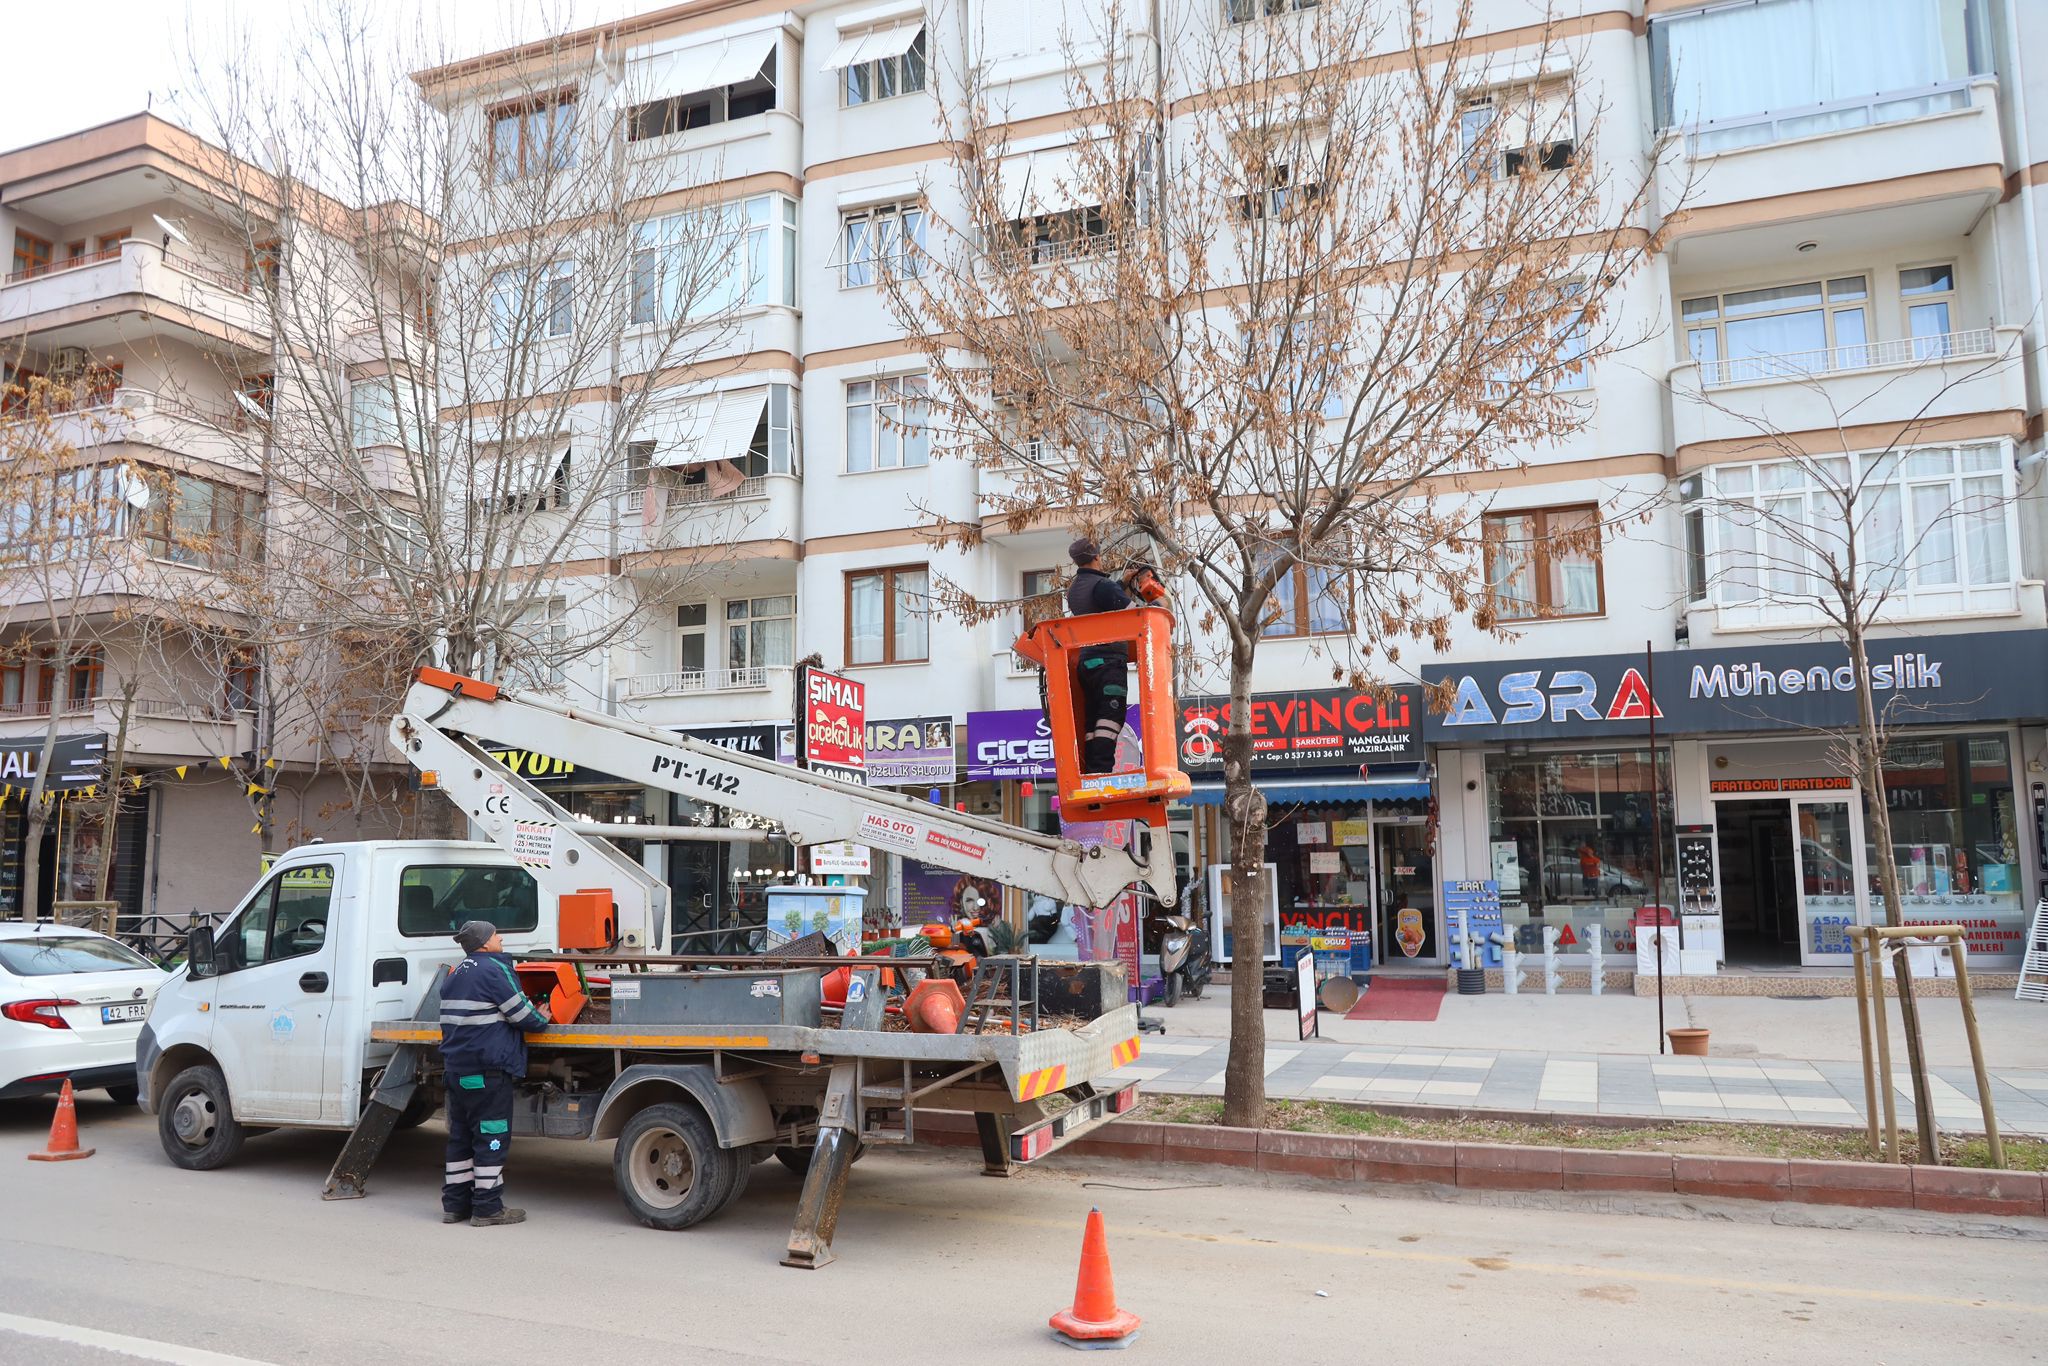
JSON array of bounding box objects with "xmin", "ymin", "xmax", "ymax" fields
[
  {"xmin": 236, "ymin": 373, "xmax": 275, "ymax": 419},
  {"xmin": 344, "ymin": 508, "xmax": 428, "ymax": 578},
  {"xmin": 141, "ymin": 474, "xmax": 262, "ymax": 569},
  {"xmin": 1235, "ymin": 156, "xmax": 1325, "ymax": 222},
  {"xmin": 1256, "ymin": 552, "xmax": 1347, "ymax": 637},
  {"xmin": 841, "ymin": 202, "xmax": 926, "ymax": 288},
  {"xmin": 217, "ymin": 864, "xmax": 336, "ymax": 972},
  {"xmin": 97, "ymin": 230, "xmax": 128, "ymax": 254},
  {"xmin": 501, "ymin": 598, "xmax": 568, "ymax": 689},
  {"xmin": 1010, "ymin": 568, "xmax": 1061, "ymax": 670},
  {"xmin": 66, "ymin": 653, "xmax": 102, "ymax": 707},
  {"xmin": 351, "ymin": 379, "xmax": 398, "ymax": 447},
  {"xmin": 628, "ymin": 45, "xmax": 777, "ymax": 140},
  {"xmin": 846, "ymin": 565, "xmax": 929, "ymax": 664},
  {"xmin": 1650, "ymin": 0, "xmax": 1983, "ymax": 149},
  {"xmin": 542, "ymin": 259, "xmax": 574, "ymax": 337},
  {"xmin": 1683, "ymin": 276, "xmax": 1869, "ymax": 383},
  {"xmin": 841, "ymin": 26, "xmax": 926, "ymax": 106},
  {"xmin": 624, "ymin": 439, "xmax": 657, "ymax": 492},
  {"xmin": 1483, "ymin": 505, "xmax": 1603, "ymax": 621},
  {"xmin": 489, "ymin": 91, "xmax": 577, "ymax": 183},
  {"xmin": 0, "ymin": 663, "xmax": 21, "ymax": 713},
  {"xmin": 1254, "ymin": 319, "xmax": 1347, "ymax": 418},
  {"xmin": 677, "ymin": 602, "xmax": 708, "ymax": 672},
  {"xmin": 1902, "ymin": 264, "xmax": 1957, "ymax": 357},
  {"xmin": 1703, "ymin": 445, "xmax": 2017, "ymax": 622},
  {"xmin": 0, "ymin": 934, "xmax": 153, "ymax": 976},
  {"xmin": 1459, "ymin": 81, "xmax": 1577, "ymax": 179},
  {"xmin": 397, "ymin": 864, "xmax": 540, "ymax": 937},
  {"xmin": 1226, "ymin": 0, "xmax": 1319, "ymax": 20},
  {"xmin": 846, "ymin": 375, "xmax": 930, "ymax": 471},
  {"xmin": 749, "ymin": 383, "xmax": 798, "ymax": 475},
  {"xmin": 726, "ymin": 596, "xmax": 794, "ymax": 674},
  {"xmin": 246, "ymin": 239, "xmax": 280, "ymax": 292},
  {"xmin": 1683, "ymin": 504, "xmax": 1708, "ymax": 604},
  {"xmin": 1485, "ymin": 282, "xmax": 1591, "ymax": 395},
  {"xmin": 485, "ymin": 261, "xmax": 576, "ymax": 346},
  {"xmin": 1485, "ymin": 749, "xmax": 1673, "ymax": 954},
  {"xmin": 224, "ymin": 650, "xmax": 260, "ymax": 714},
  {"xmin": 631, "ymin": 194, "xmax": 798, "ymax": 324},
  {"xmin": 10, "ymin": 231, "xmax": 52, "ymax": 280}
]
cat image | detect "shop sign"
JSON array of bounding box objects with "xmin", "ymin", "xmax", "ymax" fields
[
  {"xmin": 0, "ymin": 733, "xmax": 105, "ymax": 789},
  {"xmin": 808, "ymin": 841, "xmax": 872, "ymax": 875},
  {"xmin": 965, "ymin": 707, "xmax": 1140, "ymax": 781},
  {"xmin": 799, "ymin": 667, "xmax": 865, "ymax": 784},
  {"xmin": 1708, "ymin": 776, "xmax": 1852, "ymax": 794},
  {"xmin": 1177, "ymin": 686, "xmax": 1422, "ymax": 771},
  {"xmin": 865, "ymin": 716, "xmax": 955, "ymax": 786},
  {"xmin": 1296, "ymin": 951, "xmax": 1318, "ymax": 1040},
  {"xmin": 1423, "ymin": 630, "xmax": 2048, "ymax": 741},
  {"xmin": 681, "ymin": 724, "xmax": 782, "ymax": 760}
]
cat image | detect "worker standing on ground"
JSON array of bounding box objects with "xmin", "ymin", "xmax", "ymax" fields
[
  {"xmin": 1065, "ymin": 538, "xmax": 1164, "ymax": 775},
  {"xmin": 439, "ymin": 920, "xmax": 551, "ymax": 1226}
]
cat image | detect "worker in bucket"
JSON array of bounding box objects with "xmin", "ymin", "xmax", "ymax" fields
[
  {"xmin": 1065, "ymin": 537, "xmax": 1165, "ymax": 774},
  {"xmin": 439, "ymin": 920, "xmax": 551, "ymax": 1226}
]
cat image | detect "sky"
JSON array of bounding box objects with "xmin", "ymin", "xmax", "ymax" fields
[{"xmin": 0, "ymin": 0, "xmax": 657, "ymax": 155}]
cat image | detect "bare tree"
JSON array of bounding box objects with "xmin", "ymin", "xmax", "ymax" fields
[
  {"xmin": 0, "ymin": 364, "xmax": 155, "ymax": 919},
  {"xmin": 1675, "ymin": 332, "xmax": 2032, "ymax": 1160},
  {"xmin": 884, "ymin": 0, "xmax": 1662, "ymax": 1124},
  {"xmin": 174, "ymin": 0, "xmax": 782, "ymax": 722}
]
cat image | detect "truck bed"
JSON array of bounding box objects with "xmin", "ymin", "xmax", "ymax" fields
[{"xmin": 371, "ymin": 1003, "xmax": 1143, "ymax": 1103}]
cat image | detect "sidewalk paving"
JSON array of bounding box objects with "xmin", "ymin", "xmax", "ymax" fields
[{"xmin": 1108, "ymin": 982, "xmax": 2048, "ymax": 1136}]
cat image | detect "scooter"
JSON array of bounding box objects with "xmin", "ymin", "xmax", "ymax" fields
[{"xmin": 1145, "ymin": 904, "xmax": 1212, "ymax": 1006}]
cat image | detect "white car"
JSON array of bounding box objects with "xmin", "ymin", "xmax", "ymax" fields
[{"xmin": 0, "ymin": 923, "xmax": 169, "ymax": 1105}]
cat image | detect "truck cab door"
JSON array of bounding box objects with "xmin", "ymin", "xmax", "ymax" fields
[{"xmin": 208, "ymin": 860, "xmax": 341, "ymax": 1124}]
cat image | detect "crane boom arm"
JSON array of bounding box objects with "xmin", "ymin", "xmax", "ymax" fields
[{"xmin": 390, "ymin": 678, "xmax": 1176, "ymax": 942}]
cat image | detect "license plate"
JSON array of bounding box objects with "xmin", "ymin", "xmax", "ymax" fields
[{"xmin": 100, "ymin": 1002, "xmax": 147, "ymax": 1024}]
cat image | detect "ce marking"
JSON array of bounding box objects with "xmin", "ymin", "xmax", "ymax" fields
[{"xmin": 483, "ymin": 795, "xmax": 512, "ymax": 814}]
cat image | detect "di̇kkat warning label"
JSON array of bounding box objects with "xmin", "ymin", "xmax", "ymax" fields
[{"xmin": 513, "ymin": 820, "xmax": 555, "ymax": 868}]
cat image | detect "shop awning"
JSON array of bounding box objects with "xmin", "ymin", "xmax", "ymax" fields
[{"xmin": 1181, "ymin": 768, "xmax": 1431, "ymax": 806}]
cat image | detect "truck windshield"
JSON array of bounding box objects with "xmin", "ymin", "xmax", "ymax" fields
[
  {"xmin": 398, "ymin": 865, "xmax": 541, "ymax": 937},
  {"xmin": 0, "ymin": 934, "xmax": 155, "ymax": 976}
]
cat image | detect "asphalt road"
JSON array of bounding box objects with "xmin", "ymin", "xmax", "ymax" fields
[{"xmin": 1, "ymin": 1093, "xmax": 2043, "ymax": 1365}]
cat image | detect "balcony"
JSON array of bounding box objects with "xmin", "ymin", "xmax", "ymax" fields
[
  {"xmin": 1671, "ymin": 326, "xmax": 2025, "ymax": 462},
  {"xmin": 620, "ymin": 665, "xmax": 792, "ymax": 700},
  {"xmin": 0, "ymin": 241, "xmax": 269, "ymax": 350},
  {"xmin": 617, "ymin": 472, "xmax": 799, "ymax": 559},
  {"xmin": 614, "ymin": 664, "xmax": 793, "ymax": 731},
  {"xmin": 0, "ymin": 695, "xmax": 254, "ymax": 759},
  {"xmin": 30, "ymin": 386, "xmax": 261, "ymax": 470}
]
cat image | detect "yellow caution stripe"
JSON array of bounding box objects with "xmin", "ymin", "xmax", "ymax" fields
[
  {"xmin": 1109, "ymin": 1035, "xmax": 1142, "ymax": 1068},
  {"xmin": 1015, "ymin": 1063, "xmax": 1069, "ymax": 1101}
]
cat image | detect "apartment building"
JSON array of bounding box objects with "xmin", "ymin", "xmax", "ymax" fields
[
  {"xmin": 422, "ymin": 0, "xmax": 2048, "ymax": 977},
  {"xmin": 0, "ymin": 114, "xmax": 405, "ymax": 926}
]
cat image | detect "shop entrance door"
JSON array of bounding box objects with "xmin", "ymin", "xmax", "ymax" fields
[
  {"xmin": 1792, "ymin": 797, "xmax": 1864, "ymax": 966},
  {"xmin": 1373, "ymin": 822, "xmax": 1440, "ymax": 966},
  {"xmin": 668, "ymin": 841, "xmax": 724, "ymax": 953},
  {"xmin": 1714, "ymin": 800, "xmax": 1799, "ymax": 966}
]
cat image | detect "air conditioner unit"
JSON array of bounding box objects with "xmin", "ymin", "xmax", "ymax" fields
[{"xmin": 48, "ymin": 347, "xmax": 91, "ymax": 375}]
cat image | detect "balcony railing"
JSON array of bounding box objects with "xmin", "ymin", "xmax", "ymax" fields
[
  {"xmin": 1699, "ymin": 328, "xmax": 1996, "ymax": 389},
  {"xmin": 621, "ymin": 665, "xmax": 792, "ymax": 700},
  {"xmin": 5, "ymin": 244, "xmax": 124, "ymax": 285},
  {"xmin": 1677, "ymin": 80, "xmax": 1974, "ymax": 156},
  {"xmin": 620, "ymin": 475, "xmax": 770, "ymax": 515},
  {"xmin": 4, "ymin": 385, "xmax": 258, "ymax": 434},
  {"xmin": 162, "ymin": 251, "xmax": 254, "ymax": 296},
  {"xmin": 0, "ymin": 696, "xmax": 251, "ymax": 722}
]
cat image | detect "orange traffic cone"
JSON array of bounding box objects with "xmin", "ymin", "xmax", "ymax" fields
[
  {"xmin": 27, "ymin": 1079, "xmax": 95, "ymax": 1162},
  {"xmin": 1049, "ymin": 1208, "xmax": 1140, "ymax": 1349}
]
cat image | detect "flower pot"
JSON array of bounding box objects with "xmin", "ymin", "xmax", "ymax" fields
[{"xmin": 1666, "ymin": 1027, "xmax": 1710, "ymax": 1056}]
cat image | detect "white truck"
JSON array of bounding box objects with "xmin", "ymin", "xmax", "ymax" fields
[{"xmin": 139, "ymin": 667, "xmax": 1174, "ymax": 1267}]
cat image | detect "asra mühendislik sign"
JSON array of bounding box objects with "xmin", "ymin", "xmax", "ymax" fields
[{"xmin": 1420, "ymin": 633, "xmax": 2041, "ymax": 741}]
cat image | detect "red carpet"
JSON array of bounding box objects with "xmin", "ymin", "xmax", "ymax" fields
[{"xmin": 1345, "ymin": 976, "xmax": 1446, "ymax": 1022}]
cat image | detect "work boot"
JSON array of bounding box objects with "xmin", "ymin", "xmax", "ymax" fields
[
  {"xmin": 470, "ymin": 1208, "xmax": 527, "ymax": 1227},
  {"xmin": 441, "ymin": 1210, "xmax": 469, "ymax": 1224}
]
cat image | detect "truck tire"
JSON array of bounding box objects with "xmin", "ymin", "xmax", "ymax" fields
[
  {"xmin": 157, "ymin": 1064, "xmax": 246, "ymax": 1171},
  {"xmin": 394, "ymin": 1090, "xmax": 439, "ymax": 1130},
  {"xmin": 104, "ymin": 1083, "xmax": 140, "ymax": 1107},
  {"xmin": 612, "ymin": 1102, "xmax": 739, "ymax": 1232}
]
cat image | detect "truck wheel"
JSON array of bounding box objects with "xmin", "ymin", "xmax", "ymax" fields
[
  {"xmin": 104, "ymin": 1083, "xmax": 140, "ymax": 1107},
  {"xmin": 613, "ymin": 1102, "xmax": 737, "ymax": 1232},
  {"xmin": 157, "ymin": 1065, "xmax": 246, "ymax": 1171},
  {"xmin": 394, "ymin": 1090, "xmax": 439, "ymax": 1130}
]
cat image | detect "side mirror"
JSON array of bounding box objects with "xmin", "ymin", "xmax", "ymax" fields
[{"xmin": 186, "ymin": 925, "xmax": 216, "ymax": 979}]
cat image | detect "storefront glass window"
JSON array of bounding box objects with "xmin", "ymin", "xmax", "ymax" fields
[
  {"xmin": 1486, "ymin": 748, "xmax": 1673, "ymax": 953},
  {"xmin": 1864, "ymin": 733, "xmax": 2024, "ymax": 962}
]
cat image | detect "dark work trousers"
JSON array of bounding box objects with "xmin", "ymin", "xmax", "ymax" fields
[
  {"xmin": 1077, "ymin": 650, "xmax": 1129, "ymax": 774},
  {"xmin": 443, "ymin": 1069, "xmax": 515, "ymax": 1218}
]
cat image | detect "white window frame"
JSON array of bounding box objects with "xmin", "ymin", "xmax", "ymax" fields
[
  {"xmin": 1683, "ymin": 274, "xmax": 1871, "ymax": 384},
  {"xmin": 841, "ymin": 27, "xmax": 926, "ymax": 107},
  {"xmin": 1484, "ymin": 281, "xmax": 1592, "ymax": 396},
  {"xmin": 505, "ymin": 598, "xmax": 569, "ymax": 689},
  {"xmin": 725, "ymin": 594, "xmax": 795, "ymax": 676},
  {"xmin": 1704, "ymin": 443, "xmax": 2018, "ymax": 625},
  {"xmin": 677, "ymin": 601, "xmax": 709, "ymax": 674},
  {"xmin": 840, "ymin": 201, "xmax": 926, "ymax": 289},
  {"xmin": 1225, "ymin": 0, "xmax": 1318, "ymax": 22},
  {"xmin": 630, "ymin": 193, "xmax": 798, "ymax": 326},
  {"xmin": 845, "ymin": 374, "xmax": 930, "ymax": 472},
  {"xmin": 626, "ymin": 45, "xmax": 777, "ymax": 141},
  {"xmin": 1901, "ymin": 261, "xmax": 1959, "ymax": 357},
  {"xmin": 1459, "ymin": 79, "xmax": 1578, "ymax": 181}
]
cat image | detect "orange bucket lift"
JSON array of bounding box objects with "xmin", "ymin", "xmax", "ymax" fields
[{"xmin": 1013, "ymin": 605, "xmax": 1189, "ymax": 828}]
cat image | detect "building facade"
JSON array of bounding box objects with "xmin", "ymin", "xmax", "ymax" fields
[{"xmin": 419, "ymin": 0, "xmax": 2048, "ymax": 971}]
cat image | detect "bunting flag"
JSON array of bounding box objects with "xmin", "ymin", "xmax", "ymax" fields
[
  {"xmin": 251, "ymin": 822, "xmax": 262, "ymax": 834},
  {"xmin": 264, "ymin": 757, "xmax": 277, "ymax": 769},
  {"xmin": 217, "ymin": 756, "xmax": 232, "ymax": 770},
  {"xmin": 174, "ymin": 765, "xmax": 188, "ymax": 780}
]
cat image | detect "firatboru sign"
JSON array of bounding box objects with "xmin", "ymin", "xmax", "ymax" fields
[{"xmin": 802, "ymin": 666, "xmax": 866, "ymax": 780}]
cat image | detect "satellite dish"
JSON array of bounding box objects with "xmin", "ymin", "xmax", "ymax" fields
[
  {"xmin": 231, "ymin": 390, "xmax": 269, "ymax": 422},
  {"xmin": 151, "ymin": 214, "xmax": 191, "ymax": 247},
  {"xmin": 118, "ymin": 468, "xmax": 151, "ymax": 510}
]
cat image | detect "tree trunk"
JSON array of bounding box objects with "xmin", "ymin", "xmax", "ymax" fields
[
  {"xmin": 1847, "ymin": 617, "xmax": 1938, "ymax": 1160},
  {"xmin": 1220, "ymin": 643, "xmax": 1270, "ymax": 1129}
]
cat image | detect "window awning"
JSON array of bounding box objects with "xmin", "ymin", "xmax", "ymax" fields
[
  {"xmin": 996, "ymin": 144, "xmax": 1090, "ymax": 220},
  {"xmin": 627, "ymin": 29, "xmax": 777, "ymax": 101},
  {"xmin": 1181, "ymin": 767, "xmax": 1432, "ymax": 807},
  {"xmin": 822, "ymin": 18, "xmax": 924, "ymax": 71},
  {"xmin": 479, "ymin": 444, "xmax": 569, "ymax": 498},
  {"xmin": 649, "ymin": 390, "xmax": 765, "ymax": 468}
]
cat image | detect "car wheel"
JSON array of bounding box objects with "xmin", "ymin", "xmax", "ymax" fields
[
  {"xmin": 157, "ymin": 1064, "xmax": 246, "ymax": 1171},
  {"xmin": 612, "ymin": 1102, "xmax": 738, "ymax": 1232},
  {"xmin": 104, "ymin": 1083, "xmax": 140, "ymax": 1107}
]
